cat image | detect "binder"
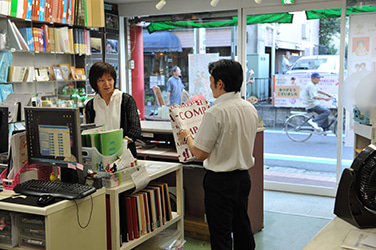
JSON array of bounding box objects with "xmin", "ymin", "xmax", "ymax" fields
[
  {"xmin": 125, "ymin": 197, "xmax": 134, "ymax": 241},
  {"xmin": 99, "ymin": 129, "xmax": 123, "ymax": 156}
]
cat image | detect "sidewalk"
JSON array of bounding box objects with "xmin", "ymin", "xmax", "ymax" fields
[{"xmin": 264, "ymin": 166, "xmax": 337, "ymax": 188}]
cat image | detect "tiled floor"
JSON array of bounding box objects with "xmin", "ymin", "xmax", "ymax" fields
[{"xmin": 184, "ymin": 190, "xmax": 335, "ymax": 250}]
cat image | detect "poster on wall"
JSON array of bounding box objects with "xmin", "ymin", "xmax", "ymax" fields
[
  {"xmin": 273, "ymin": 74, "xmax": 339, "ymax": 108},
  {"xmin": 188, "ymin": 53, "xmax": 219, "ymax": 104}
]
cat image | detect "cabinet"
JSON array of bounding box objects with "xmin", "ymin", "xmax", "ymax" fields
[
  {"xmin": 105, "ymin": 160, "xmax": 184, "ymax": 250},
  {"xmin": 0, "ymin": 187, "xmax": 106, "ymax": 250},
  {"xmin": 353, "ymin": 121, "xmax": 376, "ymax": 157}
]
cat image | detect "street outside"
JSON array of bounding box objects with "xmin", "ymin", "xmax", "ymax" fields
[{"xmin": 144, "ymin": 104, "xmax": 353, "ymax": 187}]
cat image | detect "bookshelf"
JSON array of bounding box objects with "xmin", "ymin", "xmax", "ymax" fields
[
  {"xmin": 105, "ymin": 160, "xmax": 184, "ymax": 250},
  {"xmin": 0, "ymin": 0, "xmax": 106, "ymax": 104}
]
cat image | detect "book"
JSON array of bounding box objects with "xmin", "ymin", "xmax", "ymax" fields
[
  {"xmin": 57, "ymin": 26, "xmax": 70, "ymax": 53},
  {"xmin": 140, "ymin": 192, "xmax": 150, "ymax": 234},
  {"xmin": 118, "ymin": 193, "xmax": 128, "ymax": 243},
  {"xmin": 125, "ymin": 196, "xmax": 134, "ymax": 241},
  {"xmin": 144, "ymin": 189, "xmax": 157, "ymax": 231},
  {"xmin": 25, "ymin": 0, "xmax": 32, "ymax": 19},
  {"xmin": 99, "ymin": 128, "xmax": 123, "ymax": 156},
  {"xmin": 134, "ymin": 193, "xmax": 147, "ymax": 236},
  {"xmin": 9, "ymin": 0, "xmax": 18, "ymax": 17},
  {"xmin": 130, "ymin": 194, "xmax": 142, "ymax": 238},
  {"xmin": 150, "ymin": 182, "xmax": 167, "ymax": 224},
  {"xmin": 146, "ymin": 186, "xmax": 163, "ymax": 227},
  {"xmin": 38, "ymin": 0, "xmax": 45, "ymax": 21},
  {"xmin": 59, "ymin": 63, "xmax": 70, "ymax": 80},
  {"xmin": 19, "ymin": 27, "xmax": 34, "ymax": 51},
  {"xmin": 0, "ymin": 0, "xmax": 11, "ymax": 15},
  {"xmin": 75, "ymin": 67, "xmax": 85, "ymax": 80}
]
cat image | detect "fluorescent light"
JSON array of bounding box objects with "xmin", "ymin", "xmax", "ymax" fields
[
  {"xmin": 210, "ymin": 0, "xmax": 219, "ymax": 7},
  {"xmin": 155, "ymin": 0, "xmax": 166, "ymax": 10}
]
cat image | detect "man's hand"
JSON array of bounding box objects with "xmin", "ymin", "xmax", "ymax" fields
[{"xmin": 177, "ymin": 129, "xmax": 191, "ymax": 144}]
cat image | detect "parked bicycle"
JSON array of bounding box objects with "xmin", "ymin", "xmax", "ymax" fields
[{"xmin": 284, "ymin": 95, "xmax": 338, "ymax": 142}]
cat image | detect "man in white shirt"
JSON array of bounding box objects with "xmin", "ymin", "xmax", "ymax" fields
[
  {"xmin": 177, "ymin": 59, "xmax": 258, "ymax": 250},
  {"xmin": 282, "ymin": 51, "xmax": 292, "ymax": 74},
  {"xmin": 303, "ymin": 72, "xmax": 332, "ymax": 133}
]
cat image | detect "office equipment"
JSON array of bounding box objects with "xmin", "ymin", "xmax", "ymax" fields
[
  {"xmin": 0, "ymin": 107, "xmax": 8, "ymax": 153},
  {"xmin": 0, "ymin": 188, "xmax": 106, "ymax": 250},
  {"xmin": 24, "ymin": 107, "xmax": 82, "ymax": 168},
  {"xmin": 14, "ymin": 179, "xmax": 96, "ymax": 199},
  {"xmin": 334, "ymin": 143, "xmax": 376, "ymax": 228}
]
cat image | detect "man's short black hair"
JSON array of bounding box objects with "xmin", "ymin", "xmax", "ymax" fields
[
  {"xmin": 171, "ymin": 65, "xmax": 179, "ymax": 74},
  {"xmin": 208, "ymin": 59, "xmax": 243, "ymax": 93},
  {"xmin": 89, "ymin": 61, "xmax": 117, "ymax": 93}
]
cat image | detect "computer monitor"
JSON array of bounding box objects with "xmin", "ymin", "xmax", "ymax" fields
[
  {"xmin": 0, "ymin": 107, "xmax": 9, "ymax": 154},
  {"xmin": 24, "ymin": 107, "xmax": 82, "ymax": 168}
]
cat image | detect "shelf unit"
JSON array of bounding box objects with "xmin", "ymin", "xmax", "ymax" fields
[
  {"xmin": 1, "ymin": 17, "xmax": 91, "ymax": 99},
  {"xmin": 0, "ymin": 188, "xmax": 106, "ymax": 250},
  {"xmin": 105, "ymin": 160, "xmax": 184, "ymax": 250},
  {"xmin": 353, "ymin": 121, "xmax": 376, "ymax": 157}
]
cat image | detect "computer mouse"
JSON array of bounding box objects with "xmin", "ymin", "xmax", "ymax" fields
[{"xmin": 37, "ymin": 195, "xmax": 55, "ymax": 206}]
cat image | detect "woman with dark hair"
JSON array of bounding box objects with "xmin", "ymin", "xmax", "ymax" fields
[{"xmin": 85, "ymin": 61, "xmax": 141, "ymax": 157}]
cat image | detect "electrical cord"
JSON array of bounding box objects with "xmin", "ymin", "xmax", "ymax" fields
[{"xmin": 73, "ymin": 194, "xmax": 94, "ymax": 229}]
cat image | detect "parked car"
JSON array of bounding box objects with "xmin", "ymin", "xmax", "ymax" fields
[{"xmin": 286, "ymin": 55, "xmax": 342, "ymax": 76}]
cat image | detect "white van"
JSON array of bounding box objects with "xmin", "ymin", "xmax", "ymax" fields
[{"xmin": 286, "ymin": 55, "xmax": 341, "ymax": 76}]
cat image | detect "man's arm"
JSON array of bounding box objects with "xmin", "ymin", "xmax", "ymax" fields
[
  {"xmin": 166, "ymin": 91, "xmax": 171, "ymax": 106},
  {"xmin": 177, "ymin": 129, "xmax": 209, "ymax": 161},
  {"xmin": 316, "ymin": 90, "xmax": 331, "ymax": 101}
]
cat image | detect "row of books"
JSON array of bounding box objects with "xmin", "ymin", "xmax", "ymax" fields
[
  {"xmin": 0, "ymin": 0, "xmax": 104, "ymax": 27},
  {"xmin": 9, "ymin": 20, "xmax": 91, "ymax": 54},
  {"xmin": 8, "ymin": 65, "xmax": 86, "ymax": 82},
  {"xmin": 118, "ymin": 182, "xmax": 173, "ymax": 243}
]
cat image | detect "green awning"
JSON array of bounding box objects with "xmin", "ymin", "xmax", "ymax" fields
[
  {"xmin": 306, "ymin": 6, "xmax": 376, "ymax": 19},
  {"xmin": 147, "ymin": 13, "xmax": 293, "ymax": 33},
  {"xmin": 146, "ymin": 7, "xmax": 376, "ymax": 33}
]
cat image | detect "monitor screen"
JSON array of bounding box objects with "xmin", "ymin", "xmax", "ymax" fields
[
  {"xmin": 0, "ymin": 107, "xmax": 9, "ymax": 153},
  {"xmin": 24, "ymin": 107, "xmax": 82, "ymax": 168}
]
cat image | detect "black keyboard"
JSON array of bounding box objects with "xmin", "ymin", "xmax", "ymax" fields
[{"xmin": 14, "ymin": 179, "xmax": 96, "ymax": 200}]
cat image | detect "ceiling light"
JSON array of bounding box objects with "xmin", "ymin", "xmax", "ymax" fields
[
  {"xmin": 210, "ymin": 0, "xmax": 219, "ymax": 7},
  {"xmin": 155, "ymin": 0, "xmax": 166, "ymax": 10},
  {"xmin": 255, "ymin": 0, "xmax": 262, "ymax": 3}
]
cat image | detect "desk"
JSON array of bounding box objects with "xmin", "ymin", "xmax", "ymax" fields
[
  {"xmin": 139, "ymin": 120, "xmax": 264, "ymax": 240},
  {"xmin": 0, "ymin": 188, "xmax": 106, "ymax": 249},
  {"xmin": 303, "ymin": 217, "xmax": 376, "ymax": 249}
]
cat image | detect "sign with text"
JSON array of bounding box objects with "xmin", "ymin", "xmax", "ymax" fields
[
  {"xmin": 169, "ymin": 98, "xmax": 210, "ymax": 163},
  {"xmin": 273, "ymin": 74, "xmax": 339, "ymax": 108}
]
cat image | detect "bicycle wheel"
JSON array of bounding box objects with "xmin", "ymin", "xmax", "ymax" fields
[{"xmin": 285, "ymin": 114, "xmax": 313, "ymax": 142}]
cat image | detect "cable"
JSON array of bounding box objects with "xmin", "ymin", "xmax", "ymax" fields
[{"xmin": 73, "ymin": 195, "xmax": 94, "ymax": 229}]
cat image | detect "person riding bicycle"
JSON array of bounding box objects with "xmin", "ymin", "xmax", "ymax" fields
[{"xmin": 303, "ymin": 72, "xmax": 332, "ymax": 133}]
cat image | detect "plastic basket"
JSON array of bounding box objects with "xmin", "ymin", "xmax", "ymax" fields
[{"xmin": 0, "ymin": 163, "xmax": 53, "ymax": 190}]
